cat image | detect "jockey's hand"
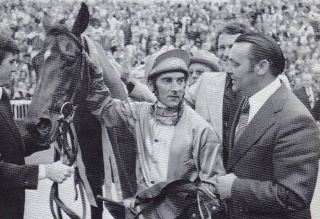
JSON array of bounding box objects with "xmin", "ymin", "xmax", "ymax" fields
[
  {"xmin": 124, "ymin": 197, "xmax": 139, "ymax": 215},
  {"xmin": 124, "ymin": 197, "xmax": 136, "ymax": 209},
  {"xmin": 44, "ymin": 161, "xmax": 74, "ymax": 184}
]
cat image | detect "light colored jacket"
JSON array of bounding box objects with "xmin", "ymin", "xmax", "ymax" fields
[
  {"xmin": 184, "ymin": 72, "xmax": 227, "ymax": 141},
  {"xmin": 87, "ymin": 81, "xmax": 225, "ymax": 218}
]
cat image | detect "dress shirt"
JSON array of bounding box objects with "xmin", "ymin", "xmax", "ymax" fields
[{"xmin": 248, "ymin": 78, "xmax": 281, "ymax": 123}]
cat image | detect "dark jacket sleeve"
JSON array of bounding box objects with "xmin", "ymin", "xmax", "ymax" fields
[{"xmin": 0, "ymin": 162, "xmax": 39, "ymax": 190}]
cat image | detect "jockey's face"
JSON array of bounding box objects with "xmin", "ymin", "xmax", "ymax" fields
[{"xmin": 150, "ymin": 72, "xmax": 186, "ymax": 108}]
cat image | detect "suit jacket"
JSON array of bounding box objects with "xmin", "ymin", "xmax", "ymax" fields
[
  {"xmin": 226, "ymin": 85, "xmax": 320, "ymax": 219},
  {"xmin": 0, "ymin": 95, "xmax": 39, "ymax": 219}
]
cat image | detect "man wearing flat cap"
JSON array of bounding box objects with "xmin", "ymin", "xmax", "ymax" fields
[
  {"xmin": 87, "ymin": 48, "xmax": 225, "ymax": 218},
  {"xmin": 0, "ymin": 34, "xmax": 74, "ymax": 218},
  {"xmin": 188, "ymin": 50, "xmax": 221, "ymax": 86}
]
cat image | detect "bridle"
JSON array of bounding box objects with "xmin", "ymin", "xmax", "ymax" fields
[{"xmin": 48, "ymin": 28, "xmax": 90, "ymax": 219}]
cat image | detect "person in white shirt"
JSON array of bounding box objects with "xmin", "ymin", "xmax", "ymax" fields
[{"xmin": 214, "ymin": 31, "xmax": 320, "ymax": 219}]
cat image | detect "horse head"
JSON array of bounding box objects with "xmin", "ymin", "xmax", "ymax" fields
[{"xmin": 25, "ymin": 3, "xmax": 92, "ymax": 144}]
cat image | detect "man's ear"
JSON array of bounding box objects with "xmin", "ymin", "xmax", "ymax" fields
[{"xmin": 255, "ymin": 60, "xmax": 269, "ymax": 76}]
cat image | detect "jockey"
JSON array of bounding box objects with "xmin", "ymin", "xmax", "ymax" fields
[{"xmin": 87, "ymin": 48, "xmax": 225, "ymax": 218}]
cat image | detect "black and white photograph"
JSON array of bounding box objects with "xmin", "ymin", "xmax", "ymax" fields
[{"xmin": 0, "ymin": 0, "xmax": 320, "ymax": 218}]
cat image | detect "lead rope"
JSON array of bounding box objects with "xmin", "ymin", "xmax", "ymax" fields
[{"xmin": 49, "ymin": 116, "xmax": 86, "ymax": 219}]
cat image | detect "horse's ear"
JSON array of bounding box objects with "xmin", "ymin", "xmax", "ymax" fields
[
  {"xmin": 42, "ymin": 11, "xmax": 53, "ymax": 33},
  {"xmin": 71, "ymin": 3, "xmax": 90, "ymax": 37}
]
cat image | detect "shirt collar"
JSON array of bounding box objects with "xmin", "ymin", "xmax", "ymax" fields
[{"xmin": 248, "ymin": 78, "xmax": 281, "ymax": 123}]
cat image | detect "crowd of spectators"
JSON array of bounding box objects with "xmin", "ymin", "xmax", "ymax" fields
[{"xmin": 0, "ymin": 0, "xmax": 319, "ymax": 99}]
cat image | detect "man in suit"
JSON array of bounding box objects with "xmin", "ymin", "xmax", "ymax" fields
[
  {"xmin": 0, "ymin": 33, "xmax": 74, "ymax": 219},
  {"xmin": 301, "ymin": 73, "xmax": 320, "ymax": 115},
  {"xmin": 214, "ymin": 32, "xmax": 320, "ymax": 218},
  {"xmin": 184, "ymin": 22, "xmax": 249, "ymax": 166},
  {"xmin": 292, "ymin": 73, "xmax": 320, "ymax": 119}
]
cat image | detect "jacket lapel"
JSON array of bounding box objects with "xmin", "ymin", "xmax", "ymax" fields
[{"xmin": 226, "ymin": 85, "xmax": 288, "ymax": 172}]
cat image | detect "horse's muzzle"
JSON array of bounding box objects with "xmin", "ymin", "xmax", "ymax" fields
[{"xmin": 25, "ymin": 116, "xmax": 56, "ymax": 145}]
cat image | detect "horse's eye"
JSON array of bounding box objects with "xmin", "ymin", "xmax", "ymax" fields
[{"xmin": 59, "ymin": 41, "xmax": 78, "ymax": 56}]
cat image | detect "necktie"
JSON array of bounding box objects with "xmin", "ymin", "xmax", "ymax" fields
[{"xmin": 234, "ymin": 97, "xmax": 250, "ymax": 143}]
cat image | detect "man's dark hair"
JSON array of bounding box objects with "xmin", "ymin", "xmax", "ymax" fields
[
  {"xmin": 215, "ymin": 22, "xmax": 249, "ymax": 50},
  {"xmin": 235, "ymin": 32, "xmax": 285, "ymax": 77},
  {"xmin": 0, "ymin": 34, "xmax": 20, "ymax": 64}
]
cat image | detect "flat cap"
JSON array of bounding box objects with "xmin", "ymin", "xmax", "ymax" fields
[
  {"xmin": 0, "ymin": 33, "xmax": 20, "ymax": 54},
  {"xmin": 189, "ymin": 50, "xmax": 221, "ymax": 72},
  {"xmin": 145, "ymin": 49, "xmax": 190, "ymax": 81}
]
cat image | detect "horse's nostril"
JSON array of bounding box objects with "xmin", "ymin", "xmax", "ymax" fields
[{"xmin": 37, "ymin": 118, "xmax": 52, "ymax": 133}]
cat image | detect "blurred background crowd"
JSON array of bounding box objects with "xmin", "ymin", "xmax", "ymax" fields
[{"xmin": 0, "ymin": 0, "xmax": 319, "ymax": 99}]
